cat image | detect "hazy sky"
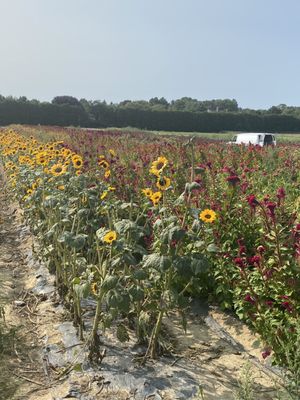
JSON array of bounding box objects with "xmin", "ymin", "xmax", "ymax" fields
[{"xmin": 1, "ymin": 0, "xmax": 300, "ymax": 109}]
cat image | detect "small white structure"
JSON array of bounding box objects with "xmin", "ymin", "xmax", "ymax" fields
[{"xmin": 228, "ymin": 133, "xmax": 276, "ymax": 147}]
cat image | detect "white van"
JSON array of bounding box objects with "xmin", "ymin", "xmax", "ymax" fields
[{"xmin": 228, "ymin": 133, "xmax": 276, "ymax": 147}]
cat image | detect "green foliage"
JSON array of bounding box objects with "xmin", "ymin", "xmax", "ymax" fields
[
  {"xmin": 234, "ymin": 362, "xmax": 255, "ymax": 400},
  {"xmin": 2, "ymin": 94, "xmax": 300, "ymax": 132}
]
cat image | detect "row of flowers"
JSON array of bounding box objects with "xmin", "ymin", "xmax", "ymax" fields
[{"xmin": 1, "ymin": 125, "xmax": 300, "ymax": 367}]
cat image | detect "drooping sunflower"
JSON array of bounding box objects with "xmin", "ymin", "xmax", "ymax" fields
[
  {"xmin": 50, "ymin": 163, "xmax": 67, "ymax": 177},
  {"xmin": 104, "ymin": 169, "xmax": 111, "ymax": 179},
  {"xmin": 149, "ymin": 156, "xmax": 168, "ymax": 177},
  {"xmin": 142, "ymin": 188, "xmax": 153, "ymax": 198},
  {"xmin": 199, "ymin": 209, "xmax": 217, "ymax": 223},
  {"xmin": 103, "ymin": 230, "xmax": 117, "ymax": 244},
  {"xmin": 91, "ymin": 282, "xmax": 98, "ymax": 295},
  {"xmin": 98, "ymin": 158, "xmax": 110, "ymax": 169},
  {"xmin": 100, "ymin": 191, "xmax": 108, "ymax": 200},
  {"xmin": 156, "ymin": 176, "xmax": 171, "ymax": 191},
  {"xmin": 150, "ymin": 191, "xmax": 162, "ymax": 206}
]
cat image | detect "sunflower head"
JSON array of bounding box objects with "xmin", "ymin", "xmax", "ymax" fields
[
  {"xmin": 103, "ymin": 231, "xmax": 117, "ymax": 244},
  {"xmin": 98, "ymin": 159, "xmax": 110, "ymax": 169},
  {"xmin": 142, "ymin": 188, "xmax": 153, "ymax": 198},
  {"xmin": 91, "ymin": 282, "xmax": 98, "ymax": 295},
  {"xmin": 72, "ymin": 155, "xmax": 83, "ymax": 169},
  {"xmin": 199, "ymin": 209, "xmax": 217, "ymax": 223},
  {"xmin": 150, "ymin": 191, "xmax": 162, "ymax": 206},
  {"xmin": 50, "ymin": 163, "xmax": 67, "ymax": 177},
  {"xmin": 149, "ymin": 156, "xmax": 168, "ymax": 176},
  {"xmin": 104, "ymin": 169, "xmax": 111, "ymax": 179},
  {"xmin": 156, "ymin": 176, "xmax": 171, "ymax": 191}
]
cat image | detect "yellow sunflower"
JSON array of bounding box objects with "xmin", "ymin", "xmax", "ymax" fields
[
  {"xmin": 98, "ymin": 159, "xmax": 110, "ymax": 169},
  {"xmin": 156, "ymin": 176, "xmax": 171, "ymax": 191},
  {"xmin": 104, "ymin": 169, "xmax": 111, "ymax": 179},
  {"xmin": 142, "ymin": 188, "xmax": 153, "ymax": 198},
  {"xmin": 91, "ymin": 282, "xmax": 98, "ymax": 295},
  {"xmin": 149, "ymin": 156, "xmax": 168, "ymax": 177},
  {"xmin": 36, "ymin": 152, "xmax": 48, "ymax": 166},
  {"xmin": 103, "ymin": 231, "xmax": 117, "ymax": 244},
  {"xmin": 72, "ymin": 155, "xmax": 83, "ymax": 169},
  {"xmin": 100, "ymin": 191, "xmax": 108, "ymax": 200},
  {"xmin": 199, "ymin": 209, "xmax": 217, "ymax": 223},
  {"xmin": 150, "ymin": 191, "xmax": 162, "ymax": 206},
  {"xmin": 50, "ymin": 163, "xmax": 67, "ymax": 177}
]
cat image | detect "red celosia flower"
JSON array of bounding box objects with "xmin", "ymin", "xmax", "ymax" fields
[
  {"xmin": 262, "ymin": 349, "xmax": 271, "ymax": 359},
  {"xmin": 277, "ymin": 187, "xmax": 286, "ymax": 200},
  {"xmin": 226, "ymin": 175, "xmax": 240, "ymax": 185},
  {"xmin": 244, "ymin": 294, "xmax": 256, "ymax": 304},
  {"xmin": 281, "ymin": 301, "xmax": 293, "ymax": 313},
  {"xmin": 234, "ymin": 257, "xmax": 245, "ymax": 268},
  {"xmin": 247, "ymin": 195, "xmax": 259, "ymax": 209},
  {"xmin": 248, "ymin": 255, "xmax": 261, "ymax": 265},
  {"xmin": 241, "ymin": 182, "xmax": 249, "ymax": 193},
  {"xmin": 264, "ymin": 269, "xmax": 274, "ymax": 280},
  {"xmin": 265, "ymin": 201, "xmax": 276, "ymax": 218},
  {"xmin": 265, "ymin": 300, "xmax": 274, "ymax": 308},
  {"xmin": 237, "ymin": 239, "xmax": 246, "ymax": 255},
  {"xmin": 257, "ymin": 245, "xmax": 266, "ymax": 254}
]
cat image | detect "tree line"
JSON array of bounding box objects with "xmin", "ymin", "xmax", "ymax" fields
[{"xmin": 1, "ymin": 94, "xmax": 300, "ymax": 132}]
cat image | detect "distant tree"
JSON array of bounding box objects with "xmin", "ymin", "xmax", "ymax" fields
[
  {"xmin": 268, "ymin": 106, "xmax": 282, "ymax": 114},
  {"xmin": 52, "ymin": 96, "xmax": 81, "ymax": 106},
  {"xmin": 149, "ymin": 97, "xmax": 169, "ymax": 106}
]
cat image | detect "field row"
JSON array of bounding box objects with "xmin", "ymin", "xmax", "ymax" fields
[{"xmin": 0, "ymin": 125, "xmax": 300, "ymax": 368}]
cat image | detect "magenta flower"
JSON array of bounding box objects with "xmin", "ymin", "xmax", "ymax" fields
[
  {"xmin": 226, "ymin": 175, "xmax": 240, "ymax": 185},
  {"xmin": 281, "ymin": 301, "xmax": 293, "ymax": 313},
  {"xmin": 262, "ymin": 349, "xmax": 271, "ymax": 359},
  {"xmin": 248, "ymin": 255, "xmax": 261, "ymax": 266},
  {"xmin": 265, "ymin": 201, "xmax": 276, "ymax": 218},
  {"xmin": 247, "ymin": 195, "xmax": 259, "ymax": 209},
  {"xmin": 276, "ymin": 187, "xmax": 286, "ymax": 200},
  {"xmin": 244, "ymin": 294, "xmax": 256, "ymax": 304},
  {"xmin": 234, "ymin": 257, "xmax": 245, "ymax": 268},
  {"xmin": 265, "ymin": 300, "xmax": 274, "ymax": 308},
  {"xmin": 257, "ymin": 245, "xmax": 266, "ymax": 254}
]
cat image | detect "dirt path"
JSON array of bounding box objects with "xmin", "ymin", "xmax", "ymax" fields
[
  {"xmin": 0, "ymin": 169, "xmax": 282, "ymax": 400},
  {"xmin": 0, "ymin": 182, "xmax": 50, "ymax": 399}
]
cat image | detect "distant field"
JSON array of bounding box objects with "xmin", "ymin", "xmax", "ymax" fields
[
  {"xmin": 103, "ymin": 126, "xmax": 300, "ymax": 142},
  {"xmin": 147, "ymin": 130, "xmax": 300, "ymax": 142},
  {"xmin": 7, "ymin": 124, "xmax": 300, "ymax": 143}
]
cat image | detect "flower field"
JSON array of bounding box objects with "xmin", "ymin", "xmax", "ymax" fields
[{"xmin": 0, "ymin": 125, "xmax": 300, "ymax": 369}]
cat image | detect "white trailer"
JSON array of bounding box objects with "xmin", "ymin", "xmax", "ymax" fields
[{"xmin": 228, "ymin": 133, "xmax": 276, "ymax": 147}]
